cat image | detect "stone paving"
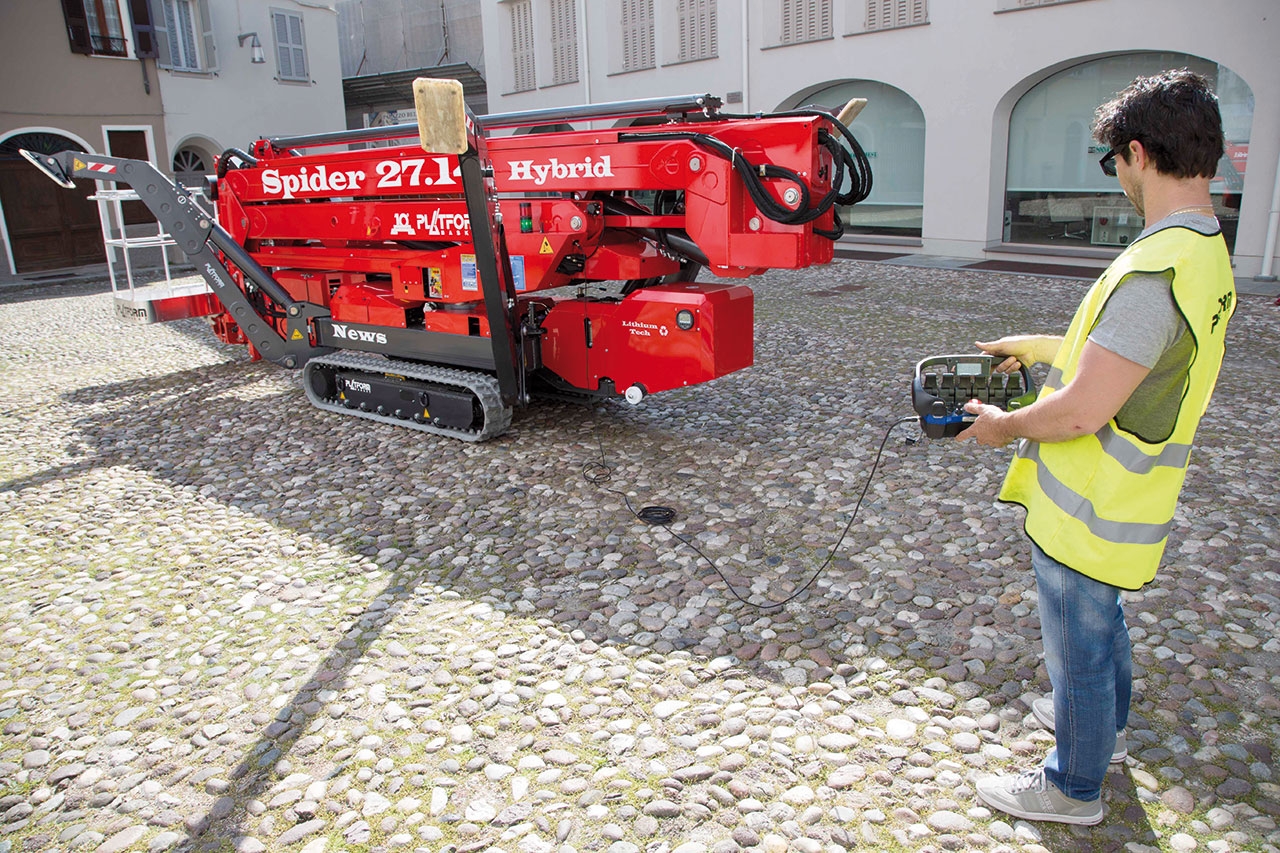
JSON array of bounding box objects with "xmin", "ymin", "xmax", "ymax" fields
[{"xmin": 0, "ymin": 261, "xmax": 1277, "ymax": 853}]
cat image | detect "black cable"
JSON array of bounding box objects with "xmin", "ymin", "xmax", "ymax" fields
[
  {"xmin": 617, "ymin": 109, "xmax": 872, "ymax": 243},
  {"xmin": 216, "ymin": 147, "xmax": 259, "ymax": 179},
  {"xmin": 584, "ymin": 415, "xmax": 919, "ymax": 612}
]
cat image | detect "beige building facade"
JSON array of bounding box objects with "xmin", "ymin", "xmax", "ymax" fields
[
  {"xmin": 479, "ymin": 0, "xmax": 1280, "ymax": 280},
  {"xmin": 0, "ymin": 0, "xmax": 345, "ymax": 276}
]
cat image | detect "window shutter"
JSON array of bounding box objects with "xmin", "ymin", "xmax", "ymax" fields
[
  {"xmin": 706, "ymin": 0, "xmax": 717, "ymax": 57},
  {"xmin": 273, "ymin": 10, "xmax": 307, "ymax": 80},
  {"xmin": 128, "ymin": 0, "xmax": 156, "ymax": 57},
  {"xmin": 866, "ymin": 0, "xmax": 923, "ymax": 30},
  {"xmin": 198, "ymin": 0, "xmax": 216, "ymax": 71},
  {"xmin": 289, "ymin": 14, "xmax": 306, "ymax": 79},
  {"xmin": 620, "ymin": 0, "xmax": 654, "ymax": 72},
  {"xmin": 677, "ymin": 1, "xmax": 689, "ymax": 59},
  {"xmin": 550, "ymin": 0, "xmax": 577, "ymax": 85},
  {"xmin": 61, "ymin": 0, "xmax": 93, "ymax": 54},
  {"xmin": 782, "ymin": 0, "xmax": 828, "ymax": 43},
  {"xmin": 509, "ymin": 0, "xmax": 535, "ymax": 91},
  {"xmin": 621, "ymin": 0, "xmax": 634, "ymax": 70},
  {"xmin": 150, "ymin": 0, "xmax": 172, "ymax": 66},
  {"xmin": 677, "ymin": 0, "xmax": 715, "ymax": 60},
  {"xmin": 274, "ymin": 12, "xmax": 292, "ymax": 78}
]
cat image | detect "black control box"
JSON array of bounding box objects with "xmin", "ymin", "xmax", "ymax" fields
[{"xmin": 912, "ymin": 354, "xmax": 1037, "ymax": 438}]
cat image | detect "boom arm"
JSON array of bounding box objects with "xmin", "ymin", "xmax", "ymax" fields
[{"xmin": 19, "ymin": 148, "xmax": 329, "ymax": 369}]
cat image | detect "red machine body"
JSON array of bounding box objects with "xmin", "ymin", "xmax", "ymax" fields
[
  {"xmin": 206, "ymin": 107, "xmax": 853, "ymax": 407},
  {"xmin": 24, "ymin": 88, "xmax": 869, "ymax": 440}
]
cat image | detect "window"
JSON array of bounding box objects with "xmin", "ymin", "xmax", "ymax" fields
[
  {"xmin": 549, "ymin": 0, "xmax": 578, "ymax": 85},
  {"xmin": 802, "ymin": 80, "xmax": 925, "ymax": 237},
  {"xmin": 153, "ymin": 0, "xmax": 216, "ymax": 72},
  {"xmin": 509, "ymin": 0, "xmax": 536, "ymax": 92},
  {"xmin": 677, "ymin": 0, "xmax": 717, "ymax": 62},
  {"xmin": 864, "ymin": 0, "xmax": 927, "ymax": 32},
  {"xmin": 1003, "ymin": 53, "xmax": 1252, "ymax": 252},
  {"xmin": 620, "ymin": 0, "xmax": 655, "ymax": 72},
  {"xmin": 173, "ymin": 147, "xmax": 209, "ymax": 189},
  {"xmin": 61, "ymin": 0, "xmax": 129, "ymax": 56},
  {"xmin": 780, "ymin": 0, "xmax": 831, "ymax": 45},
  {"xmin": 271, "ymin": 8, "xmax": 308, "ymax": 82}
]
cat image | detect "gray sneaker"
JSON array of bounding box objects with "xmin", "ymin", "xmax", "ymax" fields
[
  {"xmin": 1031, "ymin": 696, "xmax": 1127, "ymax": 762},
  {"xmin": 976, "ymin": 767, "xmax": 1105, "ymax": 825}
]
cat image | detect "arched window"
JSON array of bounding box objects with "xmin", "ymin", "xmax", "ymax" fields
[
  {"xmin": 1005, "ymin": 53, "xmax": 1253, "ymax": 252},
  {"xmin": 794, "ymin": 80, "xmax": 924, "ymax": 238},
  {"xmin": 172, "ymin": 146, "xmax": 209, "ymax": 189}
]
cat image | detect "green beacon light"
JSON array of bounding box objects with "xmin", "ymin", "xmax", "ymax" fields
[{"xmin": 519, "ymin": 201, "xmax": 533, "ymax": 233}]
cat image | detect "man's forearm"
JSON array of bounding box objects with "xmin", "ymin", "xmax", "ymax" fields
[{"xmin": 991, "ymin": 390, "xmax": 1102, "ymax": 444}]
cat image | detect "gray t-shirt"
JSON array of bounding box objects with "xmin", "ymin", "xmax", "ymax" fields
[{"xmin": 1086, "ymin": 212, "xmax": 1219, "ymax": 443}]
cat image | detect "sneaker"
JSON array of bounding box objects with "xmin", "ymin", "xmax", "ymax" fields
[
  {"xmin": 1031, "ymin": 696, "xmax": 1127, "ymax": 762},
  {"xmin": 976, "ymin": 767, "xmax": 1105, "ymax": 825}
]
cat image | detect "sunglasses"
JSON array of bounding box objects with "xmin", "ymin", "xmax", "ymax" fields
[{"xmin": 1099, "ymin": 147, "xmax": 1118, "ymax": 177}]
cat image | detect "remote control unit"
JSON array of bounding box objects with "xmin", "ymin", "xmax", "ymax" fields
[{"xmin": 912, "ymin": 354, "xmax": 1037, "ymax": 438}]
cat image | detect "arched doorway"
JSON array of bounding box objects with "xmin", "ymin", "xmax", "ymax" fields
[
  {"xmin": 1004, "ymin": 53, "xmax": 1254, "ymax": 252},
  {"xmin": 170, "ymin": 135, "xmax": 219, "ymax": 192},
  {"xmin": 787, "ymin": 80, "xmax": 925, "ymax": 238},
  {"xmin": 0, "ymin": 131, "xmax": 104, "ymax": 273}
]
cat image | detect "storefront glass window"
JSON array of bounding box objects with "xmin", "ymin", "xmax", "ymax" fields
[
  {"xmin": 801, "ymin": 80, "xmax": 924, "ymax": 237},
  {"xmin": 1005, "ymin": 53, "xmax": 1253, "ymax": 252}
]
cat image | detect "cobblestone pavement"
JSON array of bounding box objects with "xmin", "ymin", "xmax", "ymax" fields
[{"xmin": 1, "ymin": 262, "xmax": 1277, "ymax": 853}]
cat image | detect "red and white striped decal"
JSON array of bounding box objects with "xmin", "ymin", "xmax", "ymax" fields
[{"xmin": 85, "ymin": 161, "xmax": 117, "ymax": 175}]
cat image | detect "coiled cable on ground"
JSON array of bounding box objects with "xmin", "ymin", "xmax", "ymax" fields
[{"xmin": 584, "ymin": 415, "xmax": 918, "ymax": 611}]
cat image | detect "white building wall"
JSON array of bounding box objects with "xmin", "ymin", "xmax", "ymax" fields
[
  {"xmin": 155, "ymin": 0, "xmax": 345, "ymax": 176},
  {"xmin": 480, "ymin": 0, "xmax": 1280, "ymax": 278}
]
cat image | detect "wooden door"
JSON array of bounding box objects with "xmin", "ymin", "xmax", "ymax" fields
[{"xmin": 0, "ymin": 134, "xmax": 105, "ymax": 273}]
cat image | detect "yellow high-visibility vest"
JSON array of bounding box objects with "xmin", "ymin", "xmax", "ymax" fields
[{"xmin": 999, "ymin": 224, "xmax": 1235, "ymax": 589}]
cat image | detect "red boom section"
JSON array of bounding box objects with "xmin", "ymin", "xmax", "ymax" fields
[{"xmin": 210, "ymin": 113, "xmax": 839, "ymax": 393}]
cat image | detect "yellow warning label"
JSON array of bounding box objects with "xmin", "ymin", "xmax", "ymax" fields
[
  {"xmin": 539, "ymin": 238, "xmax": 554, "ymax": 255},
  {"xmin": 291, "ymin": 329, "xmax": 303, "ymax": 340},
  {"xmin": 73, "ymin": 158, "xmax": 86, "ymax": 171}
]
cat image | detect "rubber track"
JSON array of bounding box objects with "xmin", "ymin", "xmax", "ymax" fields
[{"xmin": 302, "ymin": 351, "xmax": 512, "ymax": 442}]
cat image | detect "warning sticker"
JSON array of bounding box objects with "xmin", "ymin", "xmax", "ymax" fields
[
  {"xmin": 539, "ymin": 238, "xmax": 554, "ymax": 255},
  {"xmin": 428, "ymin": 267, "xmax": 443, "ymax": 298},
  {"xmin": 291, "ymin": 329, "xmax": 303, "ymax": 340},
  {"xmin": 461, "ymin": 254, "xmax": 478, "ymax": 291},
  {"xmin": 511, "ymin": 255, "xmax": 525, "ymax": 291}
]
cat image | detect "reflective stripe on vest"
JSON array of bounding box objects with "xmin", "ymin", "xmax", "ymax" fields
[
  {"xmin": 1013, "ymin": 439, "xmax": 1174, "ymax": 545},
  {"xmin": 1095, "ymin": 424, "xmax": 1193, "ymax": 474}
]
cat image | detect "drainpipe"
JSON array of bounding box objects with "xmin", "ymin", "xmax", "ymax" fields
[
  {"xmin": 741, "ymin": 0, "xmax": 750, "ymax": 112},
  {"xmin": 577, "ymin": 0, "xmax": 591, "ymax": 105},
  {"xmin": 1256, "ymin": 144, "xmax": 1280, "ymax": 281}
]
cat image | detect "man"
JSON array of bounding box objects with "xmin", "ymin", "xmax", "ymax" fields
[{"xmin": 958, "ymin": 69, "xmax": 1236, "ymax": 825}]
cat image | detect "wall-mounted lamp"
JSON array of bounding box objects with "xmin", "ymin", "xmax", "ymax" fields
[{"xmin": 237, "ymin": 32, "xmax": 266, "ymax": 64}]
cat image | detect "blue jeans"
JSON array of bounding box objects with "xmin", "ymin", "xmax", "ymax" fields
[{"xmin": 1032, "ymin": 541, "xmax": 1131, "ymax": 801}]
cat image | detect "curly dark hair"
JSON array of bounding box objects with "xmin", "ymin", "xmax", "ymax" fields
[{"xmin": 1092, "ymin": 69, "xmax": 1224, "ymax": 179}]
